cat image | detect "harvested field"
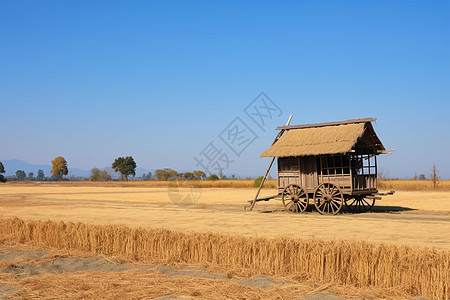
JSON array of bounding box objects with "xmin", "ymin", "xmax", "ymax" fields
[
  {"xmin": 0, "ymin": 245, "xmax": 411, "ymax": 300},
  {"xmin": 378, "ymin": 180, "xmax": 450, "ymax": 191},
  {"xmin": 0, "ymin": 183, "xmax": 449, "ymax": 299},
  {"xmin": 0, "ymin": 218, "xmax": 448, "ymax": 299},
  {"xmin": 0, "ymin": 184, "xmax": 449, "ymax": 250}
]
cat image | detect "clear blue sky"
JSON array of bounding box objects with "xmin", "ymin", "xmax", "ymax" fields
[{"xmin": 1, "ymin": 0, "xmax": 449, "ymax": 179}]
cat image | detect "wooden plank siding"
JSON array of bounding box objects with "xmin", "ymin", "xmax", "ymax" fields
[
  {"xmin": 299, "ymin": 156, "xmax": 318, "ymax": 192},
  {"xmin": 278, "ymin": 156, "xmax": 318, "ymax": 193},
  {"xmin": 277, "ymin": 154, "xmax": 377, "ymax": 195}
]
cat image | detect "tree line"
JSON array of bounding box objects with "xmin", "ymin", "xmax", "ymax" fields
[
  {"xmin": 1, "ymin": 158, "xmax": 443, "ymax": 184},
  {"xmin": 0, "ymin": 157, "xmax": 70, "ymax": 182},
  {"xmin": 0, "ymin": 156, "xmax": 228, "ymax": 182}
]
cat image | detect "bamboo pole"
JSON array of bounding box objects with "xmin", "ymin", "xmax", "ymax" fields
[{"xmin": 249, "ymin": 114, "xmax": 293, "ymax": 211}]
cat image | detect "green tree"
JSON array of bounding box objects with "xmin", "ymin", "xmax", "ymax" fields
[
  {"xmin": 154, "ymin": 168, "xmax": 178, "ymax": 181},
  {"xmin": 90, "ymin": 167, "xmax": 112, "ymax": 181},
  {"xmin": 167, "ymin": 169, "xmax": 178, "ymax": 179},
  {"xmin": 0, "ymin": 161, "xmax": 6, "ymax": 183},
  {"xmin": 90, "ymin": 168, "xmax": 101, "ymax": 181},
  {"xmin": 28, "ymin": 172, "xmax": 34, "ymax": 180},
  {"xmin": 193, "ymin": 170, "xmax": 206, "ymax": 180},
  {"xmin": 155, "ymin": 169, "xmax": 168, "ymax": 181},
  {"xmin": 207, "ymin": 174, "xmax": 219, "ymax": 181},
  {"xmin": 51, "ymin": 156, "xmax": 68, "ymax": 180},
  {"xmin": 16, "ymin": 170, "xmax": 26, "ymax": 181},
  {"xmin": 155, "ymin": 169, "xmax": 165, "ymax": 180},
  {"xmin": 183, "ymin": 172, "xmax": 194, "ymax": 180},
  {"xmin": 36, "ymin": 169, "xmax": 45, "ymax": 181},
  {"xmin": 112, "ymin": 156, "xmax": 136, "ymax": 181}
]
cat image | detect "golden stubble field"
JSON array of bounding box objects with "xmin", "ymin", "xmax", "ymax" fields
[
  {"xmin": 0, "ymin": 182, "xmax": 449, "ymax": 299},
  {"xmin": 0, "ymin": 183, "xmax": 449, "ymax": 250}
]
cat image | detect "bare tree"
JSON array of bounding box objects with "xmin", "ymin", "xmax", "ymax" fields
[
  {"xmin": 430, "ymin": 163, "xmax": 440, "ymax": 189},
  {"xmin": 377, "ymin": 167, "xmax": 390, "ymax": 180}
]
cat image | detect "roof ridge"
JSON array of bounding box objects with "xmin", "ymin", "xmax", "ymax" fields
[{"xmin": 276, "ymin": 117, "xmax": 376, "ymax": 130}]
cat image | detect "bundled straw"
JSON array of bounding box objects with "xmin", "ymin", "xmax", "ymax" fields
[{"xmin": 0, "ymin": 217, "xmax": 448, "ymax": 299}]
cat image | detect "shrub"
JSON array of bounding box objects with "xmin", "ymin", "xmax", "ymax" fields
[
  {"xmin": 207, "ymin": 174, "xmax": 219, "ymax": 181},
  {"xmin": 253, "ymin": 176, "xmax": 264, "ymax": 188}
]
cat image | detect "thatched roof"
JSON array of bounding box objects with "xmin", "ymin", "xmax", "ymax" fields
[{"xmin": 260, "ymin": 119, "xmax": 385, "ymax": 157}]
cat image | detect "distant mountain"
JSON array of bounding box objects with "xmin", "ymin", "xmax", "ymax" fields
[
  {"xmin": 1, "ymin": 159, "xmax": 51, "ymax": 177},
  {"xmin": 0, "ymin": 159, "xmax": 154, "ymax": 179}
]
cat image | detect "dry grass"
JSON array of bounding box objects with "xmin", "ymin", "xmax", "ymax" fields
[
  {"xmin": 0, "ymin": 244, "xmax": 406, "ymax": 299},
  {"xmin": 4, "ymin": 179, "xmax": 278, "ymax": 188},
  {"xmin": 1, "ymin": 270, "xmax": 298, "ymax": 300},
  {"xmin": 0, "ymin": 217, "xmax": 448, "ymax": 299},
  {"xmin": 0, "ymin": 269, "xmax": 413, "ymax": 300},
  {"xmin": 378, "ymin": 180, "xmax": 450, "ymax": 191},
  {"xmin": 7, "ymin": 179, "xmax": 450, "ymax": 190}
]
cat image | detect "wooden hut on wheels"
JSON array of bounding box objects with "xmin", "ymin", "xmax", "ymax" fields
[{"xmin": 249, "ymin": 117, "xmax": 393, "ymax": 215}]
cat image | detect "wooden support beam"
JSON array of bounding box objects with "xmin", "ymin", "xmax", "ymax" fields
[
  {"xmin": 249, "ymin": 114, "xmax": 292, "ymax": 211},
  {"xmin": 366, "ymin": 196, "xmax": 382, "ymax": 200}
]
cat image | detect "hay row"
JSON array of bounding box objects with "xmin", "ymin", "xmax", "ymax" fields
[{"xmin": 0, "ymin": 217, "xmax": 448, "ymax": 299}]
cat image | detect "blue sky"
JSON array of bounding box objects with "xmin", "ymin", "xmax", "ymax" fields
[{"xmin": 1, "ymin": 0, "xmax": 449, "ymax": 179}]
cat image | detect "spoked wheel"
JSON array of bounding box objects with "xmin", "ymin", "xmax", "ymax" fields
[
  {"xmin": 344, "ymin": 196, "xmax": 375, "ymax": 213},
  {"xmin": 282, "ymin": 184, "xmax": 308, "ymax": 213},
  {"xmin": 313, "ymin": 183, "xmax": 344, "ymax": 215}
]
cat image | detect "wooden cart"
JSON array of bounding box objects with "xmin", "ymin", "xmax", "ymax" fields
[{"xmin": 248, "ymin": 117, "xmax": 394, "ymax": 215}]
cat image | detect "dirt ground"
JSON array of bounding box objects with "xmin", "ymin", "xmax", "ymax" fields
[{"xmin": 0, "ymin": 184, "xmax": 449, "ymax": 250}]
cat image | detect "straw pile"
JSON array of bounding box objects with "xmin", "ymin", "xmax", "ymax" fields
[{"xmin": 0, "ymin": 217, "xmax": 448, "ymax": 299}]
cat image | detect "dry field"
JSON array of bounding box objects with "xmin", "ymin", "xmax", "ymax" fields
[
  {"xmin": 1, "ymin": 183, "xmax": 449, "ymax": 249},
  {"xmin": 1, "ymin": 182, "xmax": 450, "ymax": 299},
  {"xmin": 8, "ymin": 179, "xmax": 450, "ymax": 190},
  {"xmin": 378, "ymin": 180, "xmax": 450, "ymax": 191}
]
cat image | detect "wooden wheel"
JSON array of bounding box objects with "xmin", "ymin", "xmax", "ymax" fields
[
  {"xmin": 282, "ymin": 184, "xmax": 308, "ymax": 213},
  {"xmin": 344, "ymin": 196, "xmax": 375, "ymax": 213},
  {"xmin": 313, "ymin": 183, "xmax": 343, "ymax": 215}
]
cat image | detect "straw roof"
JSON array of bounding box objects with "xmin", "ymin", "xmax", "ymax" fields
[{"xmin": 260, "ymin": 121, "xmax": 384, "ymax": 157}]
